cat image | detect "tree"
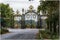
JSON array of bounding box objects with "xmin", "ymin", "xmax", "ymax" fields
[
  {"xmin": 0, "ymin": 3, "xmax": 14, "ymax": 28},
  {"xmin": 37, "ymin": 1, "xmax": 59, "ymax": 33}
]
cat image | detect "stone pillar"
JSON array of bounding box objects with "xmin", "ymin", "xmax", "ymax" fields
[
  {"xmin": 21, "ymin": 14, "xmax": 25, "ymax": 29},
  {"xmin": 20, "ymin": 8, "xmax": 25, "ymax": 29}
]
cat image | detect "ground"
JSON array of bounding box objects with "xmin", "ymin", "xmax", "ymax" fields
[{"xmin": 0, "ymin": 29, "xmax": 41, "ymax": 40}]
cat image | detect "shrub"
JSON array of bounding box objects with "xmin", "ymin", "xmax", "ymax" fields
[
  {"xmin": 0, "ymin": 28, "xmax": 9, "ymax": 34},
  {"xmin": 36, "ymin": 30, "xmax": 59, "ymax": 39}
]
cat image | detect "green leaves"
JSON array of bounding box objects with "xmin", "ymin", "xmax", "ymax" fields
[
  {"xmin": 37, "ymin": 1, "xmax": 59, "ymax": 33},
  {"xmin": 1, "ymin": 3, "xmax": 13, "ymax": 18},
  {"xmin": 1, "ymin": 3, "xmax": 14, "ymax": 27}
]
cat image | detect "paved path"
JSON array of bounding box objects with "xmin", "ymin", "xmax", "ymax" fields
[{"xmin": 1, "ymin": 29, "xmax": 40, "ymax": 39}]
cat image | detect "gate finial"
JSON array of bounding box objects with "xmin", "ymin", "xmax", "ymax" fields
[
  {"xmin": 29, "ymin": 5, "xmax": 33, "ymax": 10},
  {"xmin": 29, "ymin": 5, "xmax": 34, "ymax": 12}
]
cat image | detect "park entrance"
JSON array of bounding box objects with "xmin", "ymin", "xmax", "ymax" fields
[
  {"xmin": 25, "ymin": 10, "xmax": 38, "ymax": 28},
  {"xmin": 14, "ymin": 5, "xmax": 47, "ymax": 29}
]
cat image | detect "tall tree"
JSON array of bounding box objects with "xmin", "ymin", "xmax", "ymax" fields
[
  {"xmin": 0, "ymin": 3, "xmax": 14, "ymax": 28},
  {"xmin": 37, "ymin": 1, "xmax": 59, "ymax": 33}
]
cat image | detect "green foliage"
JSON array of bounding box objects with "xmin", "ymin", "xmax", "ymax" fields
[
  {"xmin": 31, "ymin": 24, "xmax": 36, "ymax": 28},
  {"xmin": 0, "ymin": 3, "xmax": 14, "ymax": 27},
  {"xmin": 37, "ymin": 1, "xmax": 59, "ymax": 33},
  {"xmin": 0, "ymin": 28, "xmax": 9, "ymax": 34},
  {"xmin": 36, "ymin": 30, "xmax": 59, "ymax": 39},
  {"xmin": 26, "ymin": 24, "xmax": 30, "ymax": 28}
]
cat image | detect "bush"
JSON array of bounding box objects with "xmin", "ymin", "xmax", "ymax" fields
[
  {"xmin": 36, "ymin": 30, "xmax": 59, "ymax": 39},
  {"xmin": 0, "ymin": 28, "xmax": 9, "ymax": 34}
]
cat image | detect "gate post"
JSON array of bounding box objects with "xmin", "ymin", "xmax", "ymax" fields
[{"xmin": 21, "ymin": 14, "xmax": 25, "ymax": 29}]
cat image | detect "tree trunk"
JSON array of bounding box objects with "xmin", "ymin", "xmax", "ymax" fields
[
  {"xmin": 53, "ymin": 22, "xmax": 56, "ymax": 33},
  {"xmin": 49, "ymin": 22, "xmax": 52, "ymax": 32}
]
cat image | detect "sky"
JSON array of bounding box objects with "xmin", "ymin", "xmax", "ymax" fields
[
  {"xmin": 0, "ymin": 0, "xmax": 47, "ymax": 20},
  {"xmin": 0, "ymin": 0, "xmax": 40, "ymax": 14}
]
